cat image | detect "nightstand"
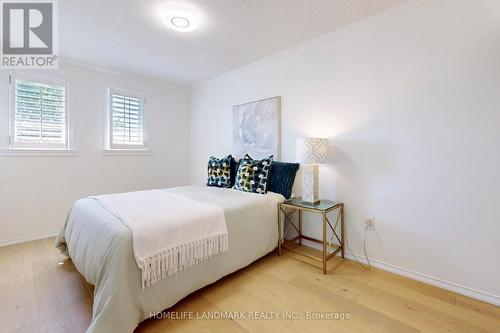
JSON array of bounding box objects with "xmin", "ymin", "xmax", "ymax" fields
[{"xmin": 277, "ymin": 198, "xmax": 344, "ymax": 273}]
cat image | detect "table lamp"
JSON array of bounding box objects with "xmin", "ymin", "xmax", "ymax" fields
[{"xmin": 296, "ymin": 138, "xmax": 329, "ymax": 204}]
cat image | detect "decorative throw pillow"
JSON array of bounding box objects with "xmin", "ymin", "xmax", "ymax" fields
[
  {"xmin": 230, "ymin": 157, "xmax": 239, "ymax": 187},
  {"xmin": 233, "ymin": 154, "xmax": 273, "ymax": 194},
  {"xmin": 267, "ymin": 162, "xmax": 300, "ymax": 199},
  {"xmin": 207, "ymin": 155, "xmax": 233, "ymax": 188}
]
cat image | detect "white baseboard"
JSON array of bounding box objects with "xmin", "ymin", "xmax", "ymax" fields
[
  {"xmin": 295, "ymin": 238, "xmax": 500, "ymax": 306},
  {"xmin": 0, "ymin": 230, "xmax": 59, "ymax": 248},
  {"xmin": 343, "ymin": 252, "xmax": 500, "ymax": 307}
]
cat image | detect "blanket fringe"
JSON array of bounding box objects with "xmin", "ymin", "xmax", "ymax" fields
[{"xmin": 139, "ymin": 233, "xmax": 229, "ymax": 289}]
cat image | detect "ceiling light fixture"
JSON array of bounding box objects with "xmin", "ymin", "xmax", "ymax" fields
[
  {"xmin": 161, "ymin": 5, "xmax": 199, "ymax": 32},
  {"xmin": 171, "ymin": 16, "xmax": 190, "ymax": 28}
]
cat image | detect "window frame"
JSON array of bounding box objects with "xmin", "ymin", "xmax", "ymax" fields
[
  {"xmin": 9, "ymin": 71, "xmax": 70, "ymax": 150},
  {"xmin": 106, "ymin": 87, "xmax": 147, "ymax": 151}
]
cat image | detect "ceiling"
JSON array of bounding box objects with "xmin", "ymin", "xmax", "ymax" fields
[{"xmin": 59, "ymin": 0, "xmax": 406, "ymax": 84}]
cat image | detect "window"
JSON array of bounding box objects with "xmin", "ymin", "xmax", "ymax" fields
[
  {"xmin": 9, "ymin": 72, "xmax": 69, "ymax": 149},
  {"xmin": 107, "ymin": 88, "xmax": 146, "ymax": 150}
]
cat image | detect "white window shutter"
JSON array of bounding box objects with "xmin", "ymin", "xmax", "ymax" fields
[
  {"xmin": 109, "ymin": 90, "xmax": 145, "ymax": 149},
  {"xmin": 11, "ymin": 75, "xmax": 68, "ymax": 149}
]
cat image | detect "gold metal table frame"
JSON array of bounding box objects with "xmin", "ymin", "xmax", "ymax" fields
[{"xmin": 277, "ymin": 200, "xmax": 344, "ymax": 273}]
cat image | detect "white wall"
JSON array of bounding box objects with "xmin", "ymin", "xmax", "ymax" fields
[
  {"xmin": 190, "ymin": 0, "xmax": 500, "ymax": 304},
  {"xmin": 0, "ymin": 60, "xmax": 191, "ymax": 245}
]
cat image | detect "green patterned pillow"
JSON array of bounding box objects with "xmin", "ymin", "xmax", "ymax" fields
[
  {"xmin": 207, "ymin": 155, "xmax": 232, "ymax": 188},
  {"xmin": 233, "ymin": 154, "xmax": 273, "ymax": 194}
]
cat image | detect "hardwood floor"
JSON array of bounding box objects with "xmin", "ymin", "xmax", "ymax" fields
[{"xmin": 0, "ymin": 237, "xmax": 499, "ymax": 333}]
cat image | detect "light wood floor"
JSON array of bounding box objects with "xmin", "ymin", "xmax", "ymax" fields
[{"xmin": 0, "ymin": 237, "xmax": 499, "ymax": 333}]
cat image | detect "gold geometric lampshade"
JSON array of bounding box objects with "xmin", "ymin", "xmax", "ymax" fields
[{"xmin": 296, "ymin": 138, "xmax": 329, "ymax": 164}]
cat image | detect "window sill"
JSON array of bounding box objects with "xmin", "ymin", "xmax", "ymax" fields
[
  {"xmin": 101, "ymin": 149, "xmax": 150, "ymax": 156},
  {"xmin": 0, "ymin": 149, "xmax": 78, "ymax": 157}
]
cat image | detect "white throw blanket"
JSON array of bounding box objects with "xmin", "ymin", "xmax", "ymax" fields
[{"xmin": 90, "ymin": 190, "xmax": 228, "ymax": 288}]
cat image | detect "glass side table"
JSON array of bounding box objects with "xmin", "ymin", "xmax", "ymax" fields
[{"xmin": 277, "ymin": 198, "xmax": 344, "ymax": 274}]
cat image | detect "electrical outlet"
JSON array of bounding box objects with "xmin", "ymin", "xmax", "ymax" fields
[{"xmin": 365, "ymin": 216, "xmax": 375, "ymax": 230}]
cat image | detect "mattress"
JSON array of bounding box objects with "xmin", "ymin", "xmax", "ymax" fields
[{"xmin": 56, "ymin": 185, "xmax": 285, "ymax": 333}]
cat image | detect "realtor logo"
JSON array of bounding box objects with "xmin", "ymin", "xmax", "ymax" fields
[{"xmin": 1, "ymin": 0, "xmax": 58, "ymax": 68}]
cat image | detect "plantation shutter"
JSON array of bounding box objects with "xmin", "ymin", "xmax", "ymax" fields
[
  {"xmin": 111, "ymin": 92, "xmax": 145, "ymax": 148},
  {"xmin": 13, "ymin": 79, "xmax": 67, "ymax": 148}
]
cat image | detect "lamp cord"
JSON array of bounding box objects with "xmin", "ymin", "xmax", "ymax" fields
[{"xmin": 344, "ymin": 223, "xmax": 371, "ymax": 270}]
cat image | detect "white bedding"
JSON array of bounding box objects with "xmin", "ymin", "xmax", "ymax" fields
[
  {"xmin": 56, "ymin": 185, "xmax": 285, "ymax": 333},
  {"xmin": 91, "ymin": 190, "xmax": 228, "ymax": 288}
]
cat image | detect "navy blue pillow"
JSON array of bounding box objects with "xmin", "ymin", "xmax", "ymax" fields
[
  {"xmin": 267, "ymin": 162, "xmax": 300, "ymax": 199},
  {"xmin": 230, "ymin": 157, "xmax": 239, "ymax": 187}
]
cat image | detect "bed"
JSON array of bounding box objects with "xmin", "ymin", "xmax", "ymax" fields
[{"xmin": 56, "ymin": 185, "xmax": 285, "ymax": 333}]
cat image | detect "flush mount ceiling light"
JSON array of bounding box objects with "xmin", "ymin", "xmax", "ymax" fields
[{"xmin": 161, "ymin": 6, "xmax": 199, "ymax": 32}]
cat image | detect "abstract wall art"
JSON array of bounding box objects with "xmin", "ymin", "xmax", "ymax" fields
[{"xmin": 232, "ymin": 96, "xmax": 281, "ymax": 160}]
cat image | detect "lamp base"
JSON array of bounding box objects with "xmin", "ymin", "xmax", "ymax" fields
[
  {"xmin": 302, "ymin": 164, "xmax": 319, "ymax": 204},
  {"xmin": 302, "ymin": 199, "xmax": 321, "ymax": 205}
]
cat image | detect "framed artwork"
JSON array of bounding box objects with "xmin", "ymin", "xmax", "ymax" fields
[{"xmin": 232, "ymin": 96, "xmax": 281, "ymax": 160}]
